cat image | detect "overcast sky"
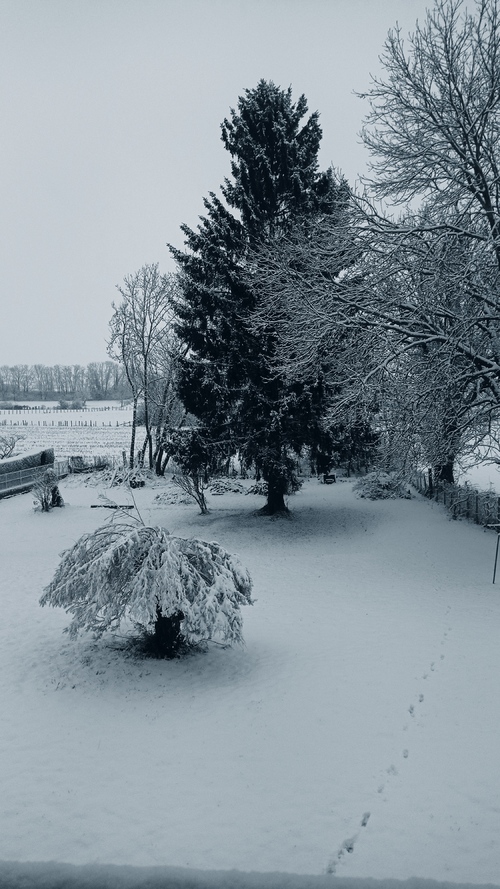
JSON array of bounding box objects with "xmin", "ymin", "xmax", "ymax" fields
[{"xmin": 0, "ymin": 0, "xmax": 431, "ymax": 367}]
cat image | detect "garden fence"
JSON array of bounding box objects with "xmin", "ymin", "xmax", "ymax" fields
[
  {"xmin": 412, "ymin": 470, "xmax": 500, "ymax": 530},
  {"xmin": 0, "ymin": 460, "xmax": 68, "ymax": 496},
  {"xmin": 0, "ymin": 456, "xmax": 123, "ymax": 498}
]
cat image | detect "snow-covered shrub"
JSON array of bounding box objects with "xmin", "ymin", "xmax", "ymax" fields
[
  {"xmin": 245, "ymin": 480, "xmax": 268, "ymax": 496},
  {"xmin": 40, "ymin": 518, "xmax": 253, "ymax": 658},
  {"xmin": 112, "ymin": 465, "xmax": 148, "ymax": 488},
  {"xmin": 209, "ymin": 478, "xmax": 245, "ymax": 495},
  {"xmin": 153, "ymin": 487, "xmax": 192, "ymax": 505},
  {"xmin": 74, "ymin": 465, "xmax": 150, "ymax": 488},
  {"xmin": 353, "ymin": 471, "xmax": 411, "ymax": 500},
  {"xmin": 32, "ymin": 469, "xmax": 64, "ymax": 512}
]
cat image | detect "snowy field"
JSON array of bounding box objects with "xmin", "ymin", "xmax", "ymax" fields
[
  {"xmin": 0, "ymin": 401, "xmax": 134, "ymax": 459},
  {"xmin": 0, "ymin": 476, "xmax": 499, "ymax": 887}
]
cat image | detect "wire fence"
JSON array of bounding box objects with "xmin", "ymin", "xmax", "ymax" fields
[
  {"xmin": 0, "ymin": 460, "xmax": 68, "ymax": 495},
  {"xmin": 412, "ymin": 469, "xmax": 500, "ymax": 530},
  {"xmin": 0, "ymin": 455, "xmax": 122, "ymax": 497}
]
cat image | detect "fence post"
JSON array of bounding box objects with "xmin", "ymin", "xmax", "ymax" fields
[{"xmin": 428, "ymin": 468, "xmax": 433, "ymax": 498}]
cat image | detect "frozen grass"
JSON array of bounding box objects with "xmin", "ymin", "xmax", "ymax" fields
[{"xmin": 0, "ymin": 476, "xmax": 499, "ymax": 884}]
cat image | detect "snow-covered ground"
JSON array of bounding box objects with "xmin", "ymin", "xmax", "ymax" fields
[{"xmin": 0, "ymin": 476, "xmax": 499, "ymax": 886}]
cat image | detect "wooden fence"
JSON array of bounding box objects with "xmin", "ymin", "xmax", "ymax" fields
[{"xmin": 412, "ymin": 469, "xmax": 500, "ymax": 529}]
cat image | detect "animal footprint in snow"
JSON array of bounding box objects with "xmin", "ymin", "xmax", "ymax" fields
[
  {"xmin": 430, "ymin": 662, "xmax": 435, "ymax": 671},
  {"xmin": 408, "ymin": 704, "xmax": 415, "ymax": 717},
  {"xmin": 386, "ymin": 764, "xmax": 398, "ymax": 776},
  {"xmin": 403, "ymin": 749, "xmax": 409, "ymax": 759},
  {"xmin": 361, "ymin": 812, "xmax": 370, "ymax": 827},
  {"xmin": 339, "ymin": 836, "xmax": 356, "ymax": 855},
  {"xmin": 419, "ymin": 694, "xmax": 424, "ymax": 703}
]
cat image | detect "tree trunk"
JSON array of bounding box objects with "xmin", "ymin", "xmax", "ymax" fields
[
  {"xmin": 152, "ymin": 382, "xmax": 170, "ymax": 475},
  {"xmin": 129, "ymin": 394, "xmax": 138, "ymax": 469},
  {"xmin": 435, "ymin": 458, "xmax": 454, "ymax": 485},
  {"xmin": 143, "ymin": 403, "xmax": 153, "ymax": 469},
  {"xmin": 155, "ymin": 445, "xmax": 165, "ymax": 476},
  {"xmin": 153, "ymin": 608, "xmax": 185, "ymax": 658},
  {"xmin": 259, "ymin": 474, "xmax": 288, "ymax": 515}
]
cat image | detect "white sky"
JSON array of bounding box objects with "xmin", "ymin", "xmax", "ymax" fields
[{"xmin": 0, "ymin": 0, "xmax": 431, "ymax": 367}]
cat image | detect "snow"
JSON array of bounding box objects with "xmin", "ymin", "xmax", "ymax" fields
[{"xmin": 0, "ymin": 476, "xmax": 499, "ymax": 886}]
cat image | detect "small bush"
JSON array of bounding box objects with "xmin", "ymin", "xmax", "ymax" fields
[
  {"xmin": 245, "ymin": 480, "xmax": 268, "ymax": 496},
  {"xmin": 172, "ymin": 471, "xmax": 209, "ymax": 514},
  {"xmin": 154, "ymin": 487, "xmax": 192, "ymax": 506},
  {"xmin": 208, "ymin": 478, "xmax": 245, "ymax": 495},
  {"xmin": 353, "ymin": 471, "xmax": 411, "ymax": 500},
  {"xmin": 32, "ymin": 469, "xmax": 64, "ymax": 512}
]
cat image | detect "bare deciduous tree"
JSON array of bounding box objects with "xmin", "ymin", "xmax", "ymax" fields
[
  {"xmin": 0, "ymin": 433, "xmax": 25, "ymax": 459},
  {"xmin": 249, "ymin": 0, "xmax": 500, "ymax": 480},
  {"xmin": 108, "ymin": 264, "xmax": 179, "ymax": 471},
  {"xmin": 360, "ymin": 0, "xmax": 500, "ymax": 260}
]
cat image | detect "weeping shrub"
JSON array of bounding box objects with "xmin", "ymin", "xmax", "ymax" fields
[{"xmin": 40, "ymin": 518, "xmax": 253, "ymax": 658}]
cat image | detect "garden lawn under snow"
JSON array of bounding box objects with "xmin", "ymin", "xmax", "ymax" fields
[{"xmin": 0, "ymin": 476, "xmax": 499, "ymax": 886}]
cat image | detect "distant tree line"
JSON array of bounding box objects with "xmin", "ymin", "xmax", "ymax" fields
[{"xmin": 0, "ymin": 361, "xmax": 129, "ymax": 402}]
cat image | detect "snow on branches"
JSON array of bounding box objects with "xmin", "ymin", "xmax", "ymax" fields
[{"xmin": 40, "ymin": 518, "xmax": 253, "ymax": 656}]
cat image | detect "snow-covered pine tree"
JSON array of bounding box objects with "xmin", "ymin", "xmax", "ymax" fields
[
  {"xmin": 40, "ymin": 519, "xmax": 253, "ymax": 658},
  {"xmin": 170, "ymin": 80, "xmax": 349, "ymax": 514}
]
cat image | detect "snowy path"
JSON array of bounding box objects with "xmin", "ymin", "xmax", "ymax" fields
[{"xmin": 0, "ymin": 478, "xmax": 499, "ymax": 883}]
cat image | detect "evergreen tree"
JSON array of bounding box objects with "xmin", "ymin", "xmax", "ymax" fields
[{"xmin": 170, "ymin": 80, "xmax": 349, "ymax": 513}]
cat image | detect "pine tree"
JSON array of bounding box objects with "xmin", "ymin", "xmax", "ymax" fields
[{"xmin": 170, "ymin": 80, "xmax": 349, "ymax": 513}]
